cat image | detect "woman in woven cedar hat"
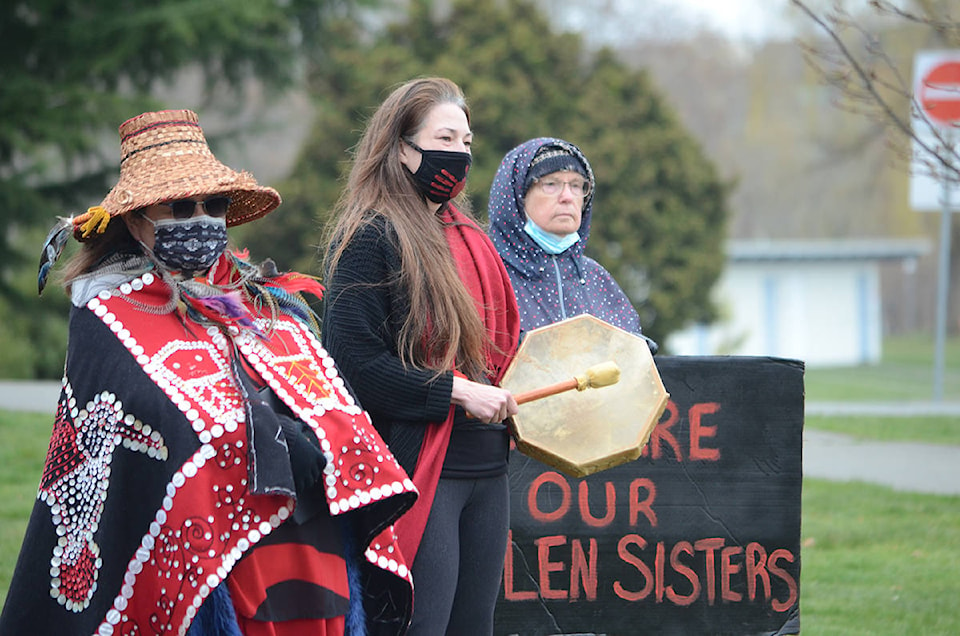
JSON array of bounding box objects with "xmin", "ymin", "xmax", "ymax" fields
[
  {"xmin": 1, "ymin": 109, "xmax": 417, "ymax": 636},
  {"xmin": 321, "ymin": 77, "xmax": 520, "ymax": 635}
]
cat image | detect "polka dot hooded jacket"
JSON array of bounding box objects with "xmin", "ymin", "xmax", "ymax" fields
[{"xmin": 487, "ymin": 137, "xmax": 656, "ymax": 352}]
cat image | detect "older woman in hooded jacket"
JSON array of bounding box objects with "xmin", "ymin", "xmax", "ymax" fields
[{"xmin": 487, "ymin": 137, "xmax": 657, "ymax": 352}]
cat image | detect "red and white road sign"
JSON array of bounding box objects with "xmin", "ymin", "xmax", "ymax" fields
[
  {"xmin": 919, "ymin": 59, "xmax": 960, "ymax": 127},
  {"xmin": 910, "ymin": 50, "xmax": 960, "ymax": 211}
]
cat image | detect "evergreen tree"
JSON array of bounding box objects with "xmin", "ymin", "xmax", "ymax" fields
[
  {"xmin": 0, "ymin": 0, "xmax": 364, "ymax": 377},
  {"xmin": 572, "ymin": 49, "xmax": 729, "ymax": 338},
  {"xmin": 258, "ymin": 0, "xmax": 729, "ymax": 346}
]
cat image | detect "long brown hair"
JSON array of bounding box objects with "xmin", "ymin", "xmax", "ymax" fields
[
  {"xmin": 60, "ymin": 220, "xmax": 139, "ymax": 290},
  {"xmin": 323, "ymin": 77, "xmax": 489, "ymax": 380}
]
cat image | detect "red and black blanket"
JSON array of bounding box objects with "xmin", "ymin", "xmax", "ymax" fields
[{"xmin": 0, "ymin": 259, "xmax": 416, "ymax": 635}]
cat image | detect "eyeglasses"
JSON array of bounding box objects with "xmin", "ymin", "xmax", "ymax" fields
[
  {"xmin": 158, "ymin": 196, "xmax": 232, "ymax": 219},
  {"xmin": 534, "ymin": 177, "xmax": 591, "ymax": 198}
]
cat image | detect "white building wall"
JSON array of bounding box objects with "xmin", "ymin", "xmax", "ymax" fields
[{"xmin": 668, "ymin": 260, "xmax": 882, "ymax": 367}]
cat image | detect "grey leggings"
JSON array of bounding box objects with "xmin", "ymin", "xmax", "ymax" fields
[{"xmin": 407, "ymin": 474, "xmax": 510, "ymax": 635}]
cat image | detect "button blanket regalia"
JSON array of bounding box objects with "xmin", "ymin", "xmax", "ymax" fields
[{"xmin": 0, "ymin": 266, "xmax": 416, "ymax": 635}]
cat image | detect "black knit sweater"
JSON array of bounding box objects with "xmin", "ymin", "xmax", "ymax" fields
[{"xmin": 321, "ymin": 216, "xmax": 456, "ymax": 476}]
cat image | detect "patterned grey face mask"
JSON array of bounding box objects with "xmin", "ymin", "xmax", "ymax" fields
[{"xmin": 147, "ymin": 215, "xmax": 228, "ymax": 274}]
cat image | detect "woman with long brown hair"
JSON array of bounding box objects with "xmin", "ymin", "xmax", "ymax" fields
[{"xmin": 322, "ymin": 77, "xmax": 520, "ymax": 634}]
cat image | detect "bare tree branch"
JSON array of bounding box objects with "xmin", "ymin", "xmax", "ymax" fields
[
  {"xmin": 873, "ymin": 0, "xmax": 960, "ymax": 42},
  {"xmin": 792, "ymin": 0, "xmax": 960, "ymax": 183}
]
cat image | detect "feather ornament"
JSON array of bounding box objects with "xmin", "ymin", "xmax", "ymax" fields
[
  {"xmin": 184, "ymin": 290, "xmax": 259, "ymax": 334},
  {"xmin": 263, "ymin": 286, "xmax": 311, "ymax": 324},
  {"xmin": 198, "ymin": 291, "xmax": 251, "ymax": 323},
  {"xmin": 38, "ymin": 216, "xmax": 74, "ymax": 294},
  {"xmin": 269, "ymin": 272, "xmax": 325, "ymax": 301}
]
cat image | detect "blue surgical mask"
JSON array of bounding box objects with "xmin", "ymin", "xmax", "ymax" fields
[{"xmin": 524, "ymin": 219, "xmax": 580, "ymax": 254}]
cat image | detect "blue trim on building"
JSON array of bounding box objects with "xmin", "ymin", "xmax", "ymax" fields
[
  {"xmin": 857, "ymin": 271, "xmax": 869, "ymax": 363},
  {"xmin": 695, "ymin": 323, "xmax": 709, "ymax": 355},
  {"xmin": 763, "ymin": 276, "xmax": 779, "ymax": 356}
]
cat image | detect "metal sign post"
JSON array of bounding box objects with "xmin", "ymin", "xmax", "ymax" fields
[
  {"xmin": 934, "ymin": 147, "xmax": 954, "ymax": 400},
  {"xmin": 911, "ymin": 51, "xmax": 960, "ymax": 401}
]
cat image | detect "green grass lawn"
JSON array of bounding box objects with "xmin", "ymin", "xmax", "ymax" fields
[
  {"xmin": 805, "ymin": 414, "xmax": 960, "ymax": 445},
  {"xmin": 799, "ymin": 336, "xmax": 960, "ymax": 632},
  {"xmin": 803, "ymin": 334, "xmax": 960, "ymax": 447},
  {"xmin": 804, "ymin": 334, "xmax": 960, "ymax": 403},
  {"xmin": 2, "ymin": 335, "xmax": 958, "ymax": 627},
  {"xmin": 801, "ymin": 479, "xmax": 960, "ymax": 635},
  {"xmin": 769, "ymin": 333, "xmax": 960, "ymax": 632},
  {"xmin": 0, "ymin": 411, "xmax": 50, "ymax": 608},
  {"xmin": 2, "ymin": 404, "xmax": 959, "ymax": 632}
]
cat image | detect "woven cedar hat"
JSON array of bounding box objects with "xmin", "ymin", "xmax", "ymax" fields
[{"xmin": 72, "ymin": 109, "xmax": 280, "ymax": 239}]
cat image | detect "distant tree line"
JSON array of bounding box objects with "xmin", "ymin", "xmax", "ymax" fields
[{"xmin": 1, "ymin": 0, "xmax": 729, "ymax": 378}]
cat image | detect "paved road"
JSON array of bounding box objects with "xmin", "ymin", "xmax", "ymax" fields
[
  {"xmin": 802, "ymin": 429, "xmax": 960, "ymax": 495},
  {"xmin": 2, "ymin": 381, "xmax": 959, "ymax": 495},
  {"xmin": 0, "ymin": 381, "xmax": 60, "ymax": 414},
  {"xmin": 805, "ymin": 400, "xmax": 960, "ymax": 495}
]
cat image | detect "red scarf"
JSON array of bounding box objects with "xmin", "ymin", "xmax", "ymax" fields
[{"xmin": 395, "ymin": 205, "xmax": 520, "ymax": 563}]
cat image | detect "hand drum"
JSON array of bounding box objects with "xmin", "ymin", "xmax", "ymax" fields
[{"xmin": 500, "ymin": 314, "xmax": 669, "ymax": 478}]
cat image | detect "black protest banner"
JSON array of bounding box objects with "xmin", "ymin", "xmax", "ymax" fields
[{"xmin": 496, "ymin": 356, "xmax": 803, "ymax": 636}]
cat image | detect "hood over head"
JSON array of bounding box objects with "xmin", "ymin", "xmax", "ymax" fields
[{"xmin": 488, "ymin": 138, "xmax": 595, "ymax": 279}]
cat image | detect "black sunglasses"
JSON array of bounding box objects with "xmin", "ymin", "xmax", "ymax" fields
[{"xmin": 160, "ymin": 196, "xmax": 232, "ymax": 220}]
